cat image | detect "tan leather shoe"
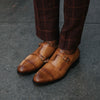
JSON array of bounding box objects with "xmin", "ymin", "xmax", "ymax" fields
[
  {"xmin": 33, "ymin": 48, "xmax": 80, "ymax": 84},
  {"xmin": 17, "ymin": 40, "xmax": 58, "ymax": 74}
]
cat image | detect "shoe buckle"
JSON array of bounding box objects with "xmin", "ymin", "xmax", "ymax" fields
[
  {"xmin": 39, "ymin": 54, "xmax": 46, "ymax": 61},
  {"xmin": 44, "ymin": 58, "xmax": 49, "ymax": 63},
  {"xmin": 63, "ymin": 56, "xmax": 70, "ymax": 63}
]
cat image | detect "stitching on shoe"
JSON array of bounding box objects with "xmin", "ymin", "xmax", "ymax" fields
[
  {"xmin": 25, "ymin": 59, "xmax": 37, "ymax": 69},
  {"xmin": 41, "ymin": 67, "xmax": 54, "ymax": 80}
]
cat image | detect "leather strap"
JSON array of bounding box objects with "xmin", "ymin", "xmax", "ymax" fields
[
  {"xmin": 31, "ymin": 41, "xmax": 58, "ymax": 63},
  {"xmin": 46, "ymin": 49, "xmax": 71, "ymax": 63},
  {"xmin": 32, "ymin": 53, "xmax": 45, "ymax": 61}
]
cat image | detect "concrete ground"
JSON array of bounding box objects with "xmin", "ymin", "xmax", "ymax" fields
[{"xmin": 0, "ymin": 0, "xmax": 100, "ymax": 100}]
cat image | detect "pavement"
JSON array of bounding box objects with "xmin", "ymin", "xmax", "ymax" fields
[{"xmin": 0, "ymin": 0, "xmax": 100, "ymax": 100}]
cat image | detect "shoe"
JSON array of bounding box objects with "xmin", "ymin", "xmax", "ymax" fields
[
  {"xmin": 33, "ymin": 48, "xmax": 80, "ymax": 84},
  {"xmin": 17, "ymin": 40, "xmax": 58, "ymax": 74}
]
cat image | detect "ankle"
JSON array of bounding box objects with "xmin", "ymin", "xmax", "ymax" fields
[
  {"xmin": 64, "ymin": 49, "xmax": 76, "ymax": 55},
  {"xmin": 59, "ymin": 48, "xmax": 76, "ymax": 55},
  {"xmin": 44, "ymin": 40, "xmax": 59, "ymax": 46},
  {"xmin": 44, "ymin": 40, "xmax": 58, "ymax": 43}
]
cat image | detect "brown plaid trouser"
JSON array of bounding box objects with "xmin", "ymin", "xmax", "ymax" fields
[{"xmin": 33, "ymin": 0, "xmax": 90, "ymax": 51}]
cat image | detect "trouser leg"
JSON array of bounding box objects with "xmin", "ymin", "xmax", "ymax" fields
[
  {"xmin": 58, "ymin": 0, "xmax": 90, "ymax": 51},
  {"xmin": 33, "ymin": 0, "xmax": 60, "ymax": 41}
]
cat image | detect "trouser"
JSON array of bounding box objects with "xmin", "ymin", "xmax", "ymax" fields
[{"xmin": 33, "ymin": 0, "xmax": 90, "ymax": 51}]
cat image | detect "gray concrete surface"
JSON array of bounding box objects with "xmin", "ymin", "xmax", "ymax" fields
[{"xmin": 0, "ymin": 0, "xmax": 100, "ymax": 100}]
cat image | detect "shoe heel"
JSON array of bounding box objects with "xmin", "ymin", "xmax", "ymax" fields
[{"xmin": 71, "ymin": 57, "xmax": 80, "ymax": 68}]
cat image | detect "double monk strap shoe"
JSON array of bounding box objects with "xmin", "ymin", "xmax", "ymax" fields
[
  {"xmin": 33, "ymin": 48, "xmax": 80, "ymax": 84},
  {"xmin": 17, "ymin": 40, "xmax": 58, "ymax": 74}
]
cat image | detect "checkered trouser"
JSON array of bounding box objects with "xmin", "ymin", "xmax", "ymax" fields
[{"xmin": 33, "ymin": 0, "xmax": 90, "ymax": 51}]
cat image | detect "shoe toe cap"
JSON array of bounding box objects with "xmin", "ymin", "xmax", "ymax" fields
[
  {"xmin": 33, "ymin": 70, "xmax": 53, "ymax": 84},
  {"xmin": 17, "ymin": 65, "xmax": 27, "ymax": 73}
]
